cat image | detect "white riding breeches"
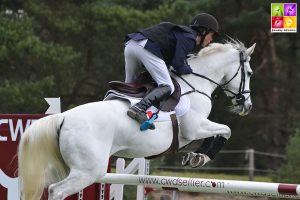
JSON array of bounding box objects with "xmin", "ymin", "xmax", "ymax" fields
[{"xmin": 124, "ymin": 39, "xmax": 175, "ymax": 93}]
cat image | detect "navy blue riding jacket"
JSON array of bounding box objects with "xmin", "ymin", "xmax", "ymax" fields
[{"xmin": 126, "ymin": 22, "xmax": 196, "ymax": 74}]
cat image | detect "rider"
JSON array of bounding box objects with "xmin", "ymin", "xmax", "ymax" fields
[{"xmin": 125, "ymin": 13, "xmax": 219, "ymax": 126}]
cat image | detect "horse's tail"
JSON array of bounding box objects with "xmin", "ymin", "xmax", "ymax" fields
[{"xmin": 18, "ymin": 114, "xmax": 67, "ymax": 200}]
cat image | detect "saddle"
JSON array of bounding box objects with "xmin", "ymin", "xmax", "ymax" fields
[{"xmin": 108, "ymin": 72, "xmax": 181, "ymax": 112}]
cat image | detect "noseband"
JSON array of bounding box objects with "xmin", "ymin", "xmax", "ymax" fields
[{"xmin": 172, "ymin": 52, "xmax": 249, "ymax": 105}]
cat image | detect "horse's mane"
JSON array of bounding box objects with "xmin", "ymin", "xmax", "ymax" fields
[
  {"xmin": 224, "ymin": 37, "xmax": 247, "ymax": 53},
  {"xmin": 194, "ymin": 37, "xmax": 247, "ymax": 58}
]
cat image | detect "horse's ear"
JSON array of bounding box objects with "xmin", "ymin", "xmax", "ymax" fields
[{"xmin": 246, "ymin": 43, "xmax": 256, "ymax": 56}]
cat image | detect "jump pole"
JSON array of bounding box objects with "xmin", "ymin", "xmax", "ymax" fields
[{"xmin": 98, "ymin": 173, "xmax": 300, "ymax": 199}]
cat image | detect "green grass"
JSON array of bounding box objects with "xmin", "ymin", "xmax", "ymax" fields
[{"xmin": 151, "ymin": 171, "xmax": 272, "ymax": 182}]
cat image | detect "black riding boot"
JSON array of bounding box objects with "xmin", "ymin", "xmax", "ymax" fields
[{"xmin": 127, "ymin": 85, "xmax": 172, "ymax": 126}]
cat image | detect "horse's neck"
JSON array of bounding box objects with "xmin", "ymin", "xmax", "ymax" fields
[
  {"xmin": 174, "ymin": 53, "xmax": 231, "ymax": 116},
  {"xmin": 186, "ymin": 57, "xmax": 225, "ymax": 96}
]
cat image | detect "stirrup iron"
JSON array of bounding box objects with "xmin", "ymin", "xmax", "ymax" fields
[{"xmin": 140, "ymin": 113, "xmax": 158, "ymax": 131}]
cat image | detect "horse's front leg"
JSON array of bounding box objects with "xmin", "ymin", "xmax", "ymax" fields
[{"xmin": 181, "ymin": 117, "xmax": 231, "ymax": 168}]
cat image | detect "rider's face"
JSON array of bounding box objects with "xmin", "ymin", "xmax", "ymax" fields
[
  {"xmin": 203, "ymin": 32, "xmax": 214, "ymax": 46},
  {"xmin": 196, "ymin": 32, "xmax": 215, "ymax": 46}
]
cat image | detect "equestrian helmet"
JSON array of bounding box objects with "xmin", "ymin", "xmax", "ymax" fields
[{"xmin": 190, "ymin": 13, "xmax": 219, "ymax": 34}]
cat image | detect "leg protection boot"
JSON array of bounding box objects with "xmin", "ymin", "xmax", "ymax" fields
[{"xmin": 206, "ymin": 136, "xmax": 227, "ymax": 160}]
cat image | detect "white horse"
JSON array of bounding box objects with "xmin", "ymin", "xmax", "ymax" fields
[{"xmin": 18, "ymin": 39, "xmax": 256, "ymax": 200}]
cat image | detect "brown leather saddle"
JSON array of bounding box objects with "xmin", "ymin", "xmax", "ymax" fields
[{"xmin": 108, "ymin": 72, "xmax": 181, "ymax": 112}]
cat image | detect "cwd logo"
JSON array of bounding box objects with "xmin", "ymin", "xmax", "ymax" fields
[
  {"xmin": 0, "ymin": 98, "xmax": 61, "ymax": 200},
  {"xmin": 0, "ymin": 114, "xmax": 47, "ymax": 200},
  {"xmin": 271, "ymin": 3, "xmax": 297, "ymax": 33}
]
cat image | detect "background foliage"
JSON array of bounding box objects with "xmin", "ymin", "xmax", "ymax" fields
[
  {"xmin": 273, "ymin": 129, "xmax": 300, "ymax": 183},
  {"xmin": 0, "ymin": 0, "xmax": 299, "ymax": 171}
]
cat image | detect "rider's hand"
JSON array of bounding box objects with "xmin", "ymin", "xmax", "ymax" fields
[{"xmin": 175, "ymin": 64, "xmax": 193, "ymax": 75}]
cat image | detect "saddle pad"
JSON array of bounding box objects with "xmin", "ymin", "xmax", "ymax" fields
[{"xmin": 104, "ymin": 90, "xmax": 190, "ymax": 122}]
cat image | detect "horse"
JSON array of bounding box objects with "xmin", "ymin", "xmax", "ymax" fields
[{"xmin": 18, "ymin": 39, "xmax": 256, "ymax": 200}]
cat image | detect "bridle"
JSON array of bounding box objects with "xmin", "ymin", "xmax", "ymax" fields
[{"xmin": 172, "ymin": 52, "xmax": 250, "ymax": 106}]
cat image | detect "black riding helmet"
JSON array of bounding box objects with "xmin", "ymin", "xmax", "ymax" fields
[
  {"xmin": 189, "ymin": 13, "xmax": 219, "ymax": 48},
  {"xmin": 190, "ymin": 13, "xmax": 219, "ymax": 35}
]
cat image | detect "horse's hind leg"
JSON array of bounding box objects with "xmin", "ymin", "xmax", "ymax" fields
[
  {"xmin": 48, "ymin": 151, "xmax": 110, "ymax": 200},
  {"xmin": 48, "ymin": 148, "xmax": 110, "ymax": 200},
  {"xmin": 47, "ymin": 114, "xmax": 114, "ymax": 199},
  {"xmin": 48, "ymin": 169, "xmax": 95, "ymax": 200},
  {"xmin": 48, "ymin": 134, "xmax": 111, "ymax": 199}
]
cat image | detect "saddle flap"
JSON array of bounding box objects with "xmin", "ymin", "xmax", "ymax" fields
[
  {"xmin": 108, "ymin": 72, "xmax": 156, "ymax": 97},
  {"xmin": 109, "ymin": 81, "xmax": 146, "ymax": 93},
  {"xmin": 160, "ymin": 77, "xmax": 181, "ymax": 112},
  {"xmin": 108, "ymin": 81, "xmax": 155, "ymax": 98}
]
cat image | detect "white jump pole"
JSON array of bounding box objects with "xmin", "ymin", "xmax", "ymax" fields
[{"xmin": 99, "ymin": 173, "xmax": 300, "ymax": 199}]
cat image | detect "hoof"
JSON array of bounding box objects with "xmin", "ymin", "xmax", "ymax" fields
[
  {"xmin": 182, "ymin": 152, "xmax": 196, "ymax": 166},
  {"xmin": 189, "ymin": 153, "xmax": 205, "ymax": 168}
]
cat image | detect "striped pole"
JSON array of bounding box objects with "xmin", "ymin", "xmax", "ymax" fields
[{"xmin": 98, "ymin": 173, "xmax": 300, "ymax": 199}]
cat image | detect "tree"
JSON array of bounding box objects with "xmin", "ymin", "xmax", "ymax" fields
[
  {"xmin": 0, "ymin": 0, "xmax": 176, "ymax": 112},
  {"xmin": 1, "ymin": 0, "xmax": 300, "ymax": 170},
  {"xmin": 189, "ymin": 0, "xmax": 300, "ymax": 168},
  {"xmin": 273, "ymin": 129, "xmax": 300, "ymax": 183},
  {"xmin": 0, "ymin": 10, "xmax": 79, "ymax": 113}
]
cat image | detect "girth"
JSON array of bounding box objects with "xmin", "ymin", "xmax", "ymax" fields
[{"xmin": 145, "ymin": 113, "xmax": 179, "ymax": 159}]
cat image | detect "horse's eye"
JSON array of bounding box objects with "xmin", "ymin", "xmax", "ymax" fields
[{"xmin": 247, "ymin": 72, "xmax": 253, "ymax": 76}]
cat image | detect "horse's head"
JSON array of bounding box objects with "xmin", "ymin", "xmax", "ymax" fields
[
  {"xmin": 221, "ymin": 41, "xmax": 256, "ymax": 116},
  {"xmin": 185, "ymin": 39, "xmax": 255, "ymax": 116}
]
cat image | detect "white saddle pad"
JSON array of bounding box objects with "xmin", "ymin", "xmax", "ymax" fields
[{"xmin": 104, "ymin": 90, "xmax": 190, "ymax": 122}]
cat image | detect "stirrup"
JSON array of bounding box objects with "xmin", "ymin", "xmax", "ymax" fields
[
  {"xmin": 140, "ymin": 113, "xmax": 157, "ymax": 131},
  {"xmin": 127, "ymin": 106, "xmax": 155, "ymax": 130},
  {"xmin": 127, "ymin": 106, "xmax": 147, "ymax": 122}
]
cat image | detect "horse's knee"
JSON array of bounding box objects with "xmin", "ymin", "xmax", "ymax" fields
[{"xmin": 222, "ymin": 126, "xmax": 231, "ymax": 140}]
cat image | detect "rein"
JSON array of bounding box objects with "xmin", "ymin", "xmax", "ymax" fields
[
  {"xmin": 172, "ymin": 70, "xmax": 212, "ymax": 101},
  {"xmin": 172, "ymin": 52, "xmax": 250, "ymax": 105}
]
